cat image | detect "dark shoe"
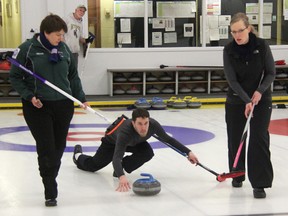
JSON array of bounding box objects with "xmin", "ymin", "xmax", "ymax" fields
[
  {"xmin": 232, "ymin": 179, "xmax": 243, "ymax": 188},
  {"xmin": 253, "ymin": 188, "xmax": 266, "ymax": 198},
  {"xmin": 45, "ymin": 198, "xmax": 57, "ymax": 207},
  {"xmin": 73, "ymin": 144, "xmax": 83, "ymax": 165}
]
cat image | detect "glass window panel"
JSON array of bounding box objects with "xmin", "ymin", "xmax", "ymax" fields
[
  {"xmin": 264, "ymin": 0, "xmax": 288, "ymax": 45},
  {"xmin": 148, "ymin": 0, "xmax": 197, "ymax": 47},
  {"xmin": 283, "ymin": 0, "xmax": 288, "ymax": 44},
  {"xmin": 201, "ymin": 0, "xmax": 258, "ymax": 47},
  {"xmin": 0, "ymin": 0, "xmax": 21, "ymax": 48},
  {"xmin": 87, "ymin": 0, "xmax": 288, "ymax": 48}
]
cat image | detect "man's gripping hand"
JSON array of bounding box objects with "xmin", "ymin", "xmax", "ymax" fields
[{"xmin": 187, "ymin": 151, "xmax": 199, "ymax": 164}]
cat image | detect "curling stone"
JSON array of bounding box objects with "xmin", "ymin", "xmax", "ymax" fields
[
  {"xmin": 8, "ymin": 89, "xmax": 20, "ymax": 96},
  {"xmin": 275, "ymin": 59, "xmax": 286, "ymax": 65},
  {"xmin": 113, "ymin": 87, "xmax": 126, "ymax": 95},
  {"xmin": 179, "ymin": 74, "xmax": 191, "ymax": 81},
  {"xmin": 0, "ymin": 60, "xmax": 11, "ymax": 70},
  {"xmin": 167, "ymin": 96, "xmax": 177, "ymax": 107},
  {"xmin": 146, "ymin": 73, "xmax": 158, "ymax": 82},
  {"xmin": 183, "ymin": 96, "xmax": 202, "ymax": 109},
  {"xmin": 133, "ymin": 173, "xmax": 161, "ymax": 196},
  {"xmin": 126, "ymin": 85, "xmax": 140, "ymax": 95},
  {"xmin": 276, "ymin": 71, "xmax": 288, "ymax": 79},
  {"xmin": 161, "ymin": 85, "xmax": 174, "ymax": 94},
  {"xmin": 128, "ymin": 73, "xmax": 142, "ymax": 82},
  {"xmin": 191, "ymin": 73, "xmax": 204, "ymax": 81},
  {"xmin": 187, "ymin": 100, "xmax": 202, "ymax": 108},
  {"xmin": 113, "ymin": 73, "xmax": 127, "ymax": 82},
  {"xmin": 273, "ymin": 84, "xmax": 284, "ymax": 91},
  {"xmin": 210, "ymin": 86, "xmax": 222, "ymax": 93},
  {"xmin": 222, "ymin": 86, "xmax": 229, "ymax": 92},
  {"xmin": 192, "ymin": 86, "xmax": 206, "ymax": 93},
  {"xmin": 134, "ymin": 98, "xmax": 151, "ymax": 109},
  {"xmin": 172, "ymin": 98, "xmax": 187, "ymax": 109},
  {"xmin": 211, "ymin": 73, "xmax": 222, "ymax": 80},
  {"xmin": 159, "ymin": 73, "xmax": 173, "ymax": 81},
  {"xmin": 146, "ymin": 86, "xmax": 160, "ymax": 94},
  {"xmin": 150, "ymin": 97, "xmax": 167, "ymax": 110},
  {"xmin": 179, "ymin": 86, "xmax": 192, "ymax": 93},
  {"xmin": 273, "ymin": 81, "xmax": 284, "ymax": 91}
]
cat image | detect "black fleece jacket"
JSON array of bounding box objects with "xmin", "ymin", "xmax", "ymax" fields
[{"xmin": 223, "ymin": 33, "xmax": 275, "ymax": 104}]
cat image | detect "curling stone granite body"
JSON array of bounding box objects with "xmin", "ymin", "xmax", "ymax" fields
[{"xmin": 132, "ymin": 173, "xmax": 161, "ymax": 196}]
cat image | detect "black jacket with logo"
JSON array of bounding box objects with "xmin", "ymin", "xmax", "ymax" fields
[{"xmin": 223, "ymin": 33, "xmax": 275, "ymax": 104}]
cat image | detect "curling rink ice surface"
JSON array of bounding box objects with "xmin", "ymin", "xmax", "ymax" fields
[{"xmin": 0, "ymin": 105, "xmax": 287, "ymax": 216}]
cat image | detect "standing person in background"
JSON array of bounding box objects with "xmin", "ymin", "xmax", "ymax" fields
[
  {"xmin": 63, "ymin": 5, "xmax": 94, "ymax": 68},
  {"xmin": 9, "ymin": 14, "xmax": 89, "ymax": 207},
  {"xmin": 223, "ymin": 12, "xmax": 275, "ymax": 199}
]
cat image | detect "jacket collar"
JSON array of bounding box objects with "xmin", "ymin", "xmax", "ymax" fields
[{"xmin": 227, "ymin": 33, "xmax": 260, "ymax": 58}]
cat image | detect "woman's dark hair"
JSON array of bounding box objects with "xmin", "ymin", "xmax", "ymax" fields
[
  {"xmin": 40, "ymin": 14, "xmax": 68, "ymax": 34},
  {"xmin": 132, "ymin": 108, "xmax": 150, "ymax": 121}
]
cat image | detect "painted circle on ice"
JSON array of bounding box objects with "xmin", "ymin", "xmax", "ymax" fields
[
  {"xmin": 269, "ymin": 119, "xmax": 288, "ymax": 136},
  {"xmin": 0, "ymin": 124, "xmax": 215, "ymax": 152}
]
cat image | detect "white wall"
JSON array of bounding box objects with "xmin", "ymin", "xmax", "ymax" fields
[
  {"xmin": 9, "ymin": 1, "xmax": 288, "ymax": 95},
  {"xmin": 20, "ymin": 0, "xmax": 47, "ymax": 41},
  {"xmin": 79, "ymin": 46, "xmax": 288, "ymax": 95}
]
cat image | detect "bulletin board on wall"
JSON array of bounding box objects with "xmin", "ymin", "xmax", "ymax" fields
[
  {"xmin": 196, "ymin": 0, "xmax": 288, "ymax": 46},
  {"xmin": 242, "ymin": 0, "xmax": 288, "ymax": 45},
  {"xmin": 281, "ymin": 18, "xmax": 288, "ymax": 45},
  {"xmin": 114, "ymin": 0, "xmax": 197, "ymax": 48},
  {"xmin": 218, "ymin": 0, "xmax": 288, "ymax": 46},
  {"xmin": 113, "ymin": 0, "xmax": 288, "ymax": 47},
  {"xmin": 202, "ymin": 0, "xmax": 252, "ymax": 46}
]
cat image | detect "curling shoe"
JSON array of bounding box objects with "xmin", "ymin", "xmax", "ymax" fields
[
  {"xmin": 253, "ymin": 188, "xmax": 266, "ymax": 198},
  {"xmin": 73, "ymin": 144, "xmax": 83, "ymax": 165},
  {"xmin": 45, "ymin": 198, "xmax": 57, "ymax": 207},
  {"xmin": 232, "ymin": 179, "xmax": 243, "ymax": 188}
]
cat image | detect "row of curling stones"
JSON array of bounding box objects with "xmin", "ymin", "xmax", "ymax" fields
[{"xmin": 132, "ymin": 173, "xmax": 161, "ymax": 196}]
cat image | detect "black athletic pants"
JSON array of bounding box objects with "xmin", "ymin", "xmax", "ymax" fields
[
  {"xmin": 77, "ymin": 138, "xmax": 154, "ymax": 174},
  {"xmin": 22, "ymin": 99, "xmax": 74, "ymax": 200},
  {"xmin": 225, "ymin": 100, "xmax": 273, "ymax": 188}
]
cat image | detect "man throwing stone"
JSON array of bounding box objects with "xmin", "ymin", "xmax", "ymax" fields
[{"xmin": 73, "ymin": 108, "xmax": 199, "ymax": 192}]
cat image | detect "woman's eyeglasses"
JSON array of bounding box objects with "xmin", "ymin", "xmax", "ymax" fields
[{"xmin": 231, "ymin": 27, "xmax": 247, "ymax": 35}]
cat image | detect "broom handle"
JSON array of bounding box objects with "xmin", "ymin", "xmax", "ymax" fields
[
  {"xmin": 7, "ymin": 57, "xmax": 111, "ymax": 122},
  {"xmin": 232, "ymin": 104, "xmax": 255, "ymax": 169}
]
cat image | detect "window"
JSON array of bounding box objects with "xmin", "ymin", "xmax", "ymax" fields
[
  {"xmin": 83, "ymin": 0, "xmax": 288, "ymax": 48},
  {"xmin": 0, "ymin": 0, "xmax": 21, "ymax": 48}
]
